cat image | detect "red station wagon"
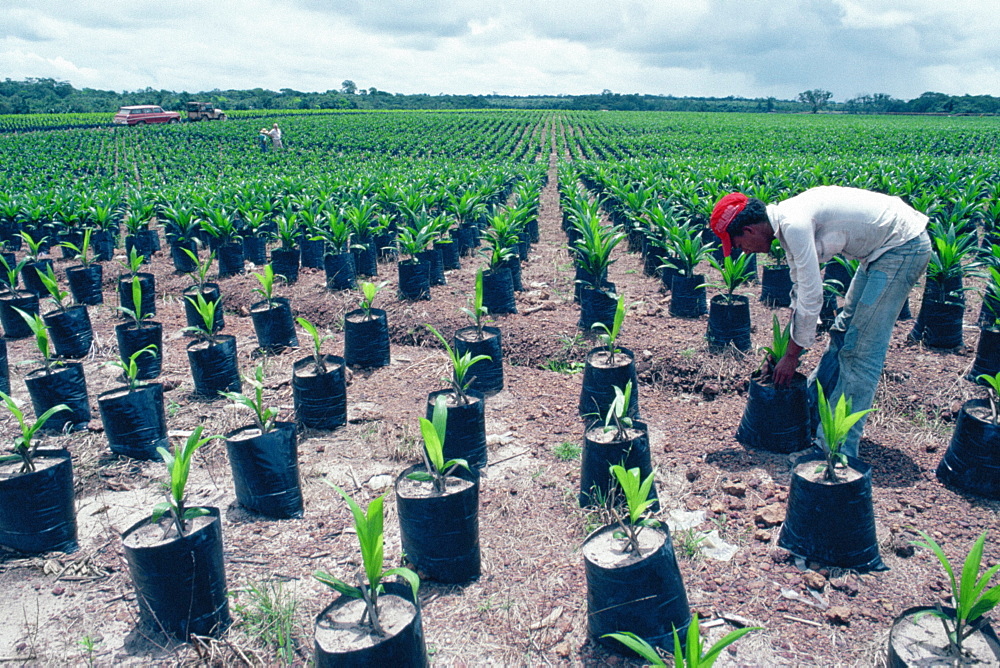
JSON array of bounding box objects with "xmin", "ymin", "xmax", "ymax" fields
[{"xmin": 112, "ymin": 105, "xmax": 181, "ymax": 125}]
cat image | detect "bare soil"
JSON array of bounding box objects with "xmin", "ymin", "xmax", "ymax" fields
[{"xmin": 0, "ymin": 155, "xmax": 999, "ymax": 666}]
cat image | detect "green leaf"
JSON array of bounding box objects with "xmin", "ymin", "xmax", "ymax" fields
[
  {"xmin": 419, "ymin": 417, "xmax": 445, "ymax": 473},
  {"xmin": 602, "ymin": 632, "xmax": 666, "ymax": 666},
  {"xmin": 314, "ymin": 571, "xmax": 363, "ymax": 599},
  {"xmin": 383, "ymin": 567, "xmax": 421, "ymax": 602},
  {"xmin": 151, "ymin": 501, "xmax": 171, "ymax": 523}
]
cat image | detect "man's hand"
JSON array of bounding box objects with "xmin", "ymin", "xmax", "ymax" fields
[
  {"xmin": 772, "ymin": 353, "xmax": 798, "ymax": 387},
  {"xmin": 772, "ymin": 339, "xmax": 805, "ymax": 388}
]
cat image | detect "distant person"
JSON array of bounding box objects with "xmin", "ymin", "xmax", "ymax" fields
[
  {"xmin": 260, "ymin": 123, "xmax": 283, "ymax": 151},
  {"xmin": 256, "ymin": 130, "xmax": 269, "ymax": 153},
  {"xmin": 709, "ymin": 186, "xmax": 930, "ymax": 458}
]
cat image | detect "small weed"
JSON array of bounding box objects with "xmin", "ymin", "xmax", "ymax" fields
[
  {"xmin": 394, "ymin": 424, "xmax": 418, "ymax": 461},
  {"xmin": 231, "ymin": 580, "xmax": 300, "ymax": 665},
  {"xmin": 479, "ymin": 595, "xmax": 513, "ymax": 613},
  {"xmin": 553, "ymin": 441, "xmax": 582, "ymax": 461},
  {"xmin": 558, "ymin": 332, "xmax": 586, "ymax": 353},
  {"xmin": 78, "ymin": 635, "xmax": 101, "ymax": 668},
  {"xmin": 543, "ymin": 359, "xmax": 585, "ymax": 375},
  {"xmin": 624, "ymin": 269, "xmax": 637, "ymax": 274},
  {"xmin": 167, "ymin": 400, "xmax": 181, "ymax": 418},
  {"xmin": 530, "ymin": 467, "xmax": 546, "ymax": 481},
  {"xmin": 680, "ymin": 347, "xmax": 697, "ymax": 360},
  {"xmin": 673, "ymin": 528, "xmax": 706, "ymax": 561}
]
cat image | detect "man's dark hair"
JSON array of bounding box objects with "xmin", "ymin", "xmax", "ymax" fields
[{"xmin": 727, "ymin": 198, "xmax": 768, "ymax": 238}]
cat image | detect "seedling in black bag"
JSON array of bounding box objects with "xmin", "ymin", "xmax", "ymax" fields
[
  {"xmin": 103, "ymin": 344, "xmax": 157, "ymax": 393},
  {"xmin": 60, "ymin": 228, "xmax": 94, "ymax": 268},
  {"xmin": 608, "ymin": 464, "xmax": 658, "ymax": 555},
  {"xmin": 407, "ymin": 393, "xmax": 470, "ymax": 494},
  {"xmin": 815, "ymin": 381, "xmax": 873, "ymax": 482},
  {"xmin": 314, "ymin": 484, "xmax": 420, "ymax": 637},
  {"xmin": 117, "ymin": 276, "xmax": 154, "ymax": 330},
  {"xmin": 705, "ymin": 253, "xmax": 754, "ymax": 305},
  {"xmin": 604, "ymin": 613, "xmax": 759, "ymax": 667},
  {"xmin": 153, "ymin": 426, "xmax": 221, "ymax": 539},
  {"xmin": 601, "ymin": 381, "xmax": 634, "ymax": 442},
  {"xmin": 424, "ymin": 323, "xmax": 490, "ymax": 406},
  {"xmin": 19, "ymin": 230, "xmax": 48, "ymax": 264},
  {"xmin": 358, "ymin": 280, "xmax": 388, "ymax": 321},
  {"xmin": 183, "ymin": 292, "xmax": 221, "ymax": 346},
  {"xmin": 252, "ymin": 263, "xmax": 280, "ymax": 308},
  {"xmin": 591, "ymin": 293, "xmax": 625, "ymax": 365},
  {"xmin": 759, "ymin": 315, "xmax": 791, "ymax": 382},
  {"xmin": 220, "ymin": 363, "xmax": 278, "ymax": 434},
  {"xmin": 37, "ymin": 264, "xmax": 74, "ymax": 313},
  {"xmin": 118, "ymin": 247, "xmax": 145, "ymax": 281},
  {"xmin": 0, "ymin": 254, "xmax": 26, "ymax": 295},
  {"xmin": 296, "ymin": 316, "xmax": 335, "ymax": 374},
  {"xmin": 910, "ymin": 530, "xmax": 1000, "ymax": 659},
  {"xmin": 0, "ymin": 391, "xmax": 68, "ymax": 474},
  {"xmin": 182, "ymin": 247, "xmax": 215, "ymax": 294},
  {"xmin": 15, "ymin": 308, "xmax": 61, "ymax": 374}
]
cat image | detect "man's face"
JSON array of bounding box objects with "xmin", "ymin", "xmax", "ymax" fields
[{"xmin": 731, "ymin": 223, "xmax": 772, "ymax": 254}]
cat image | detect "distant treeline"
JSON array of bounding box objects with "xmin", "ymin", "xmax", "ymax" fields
[{"xmin": 1, "ymin": 77, "xmax": 998, "ymax": 116}]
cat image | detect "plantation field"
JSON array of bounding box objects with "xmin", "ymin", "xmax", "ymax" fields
[{"xmin": 0, "ymin": 111, "xmax": 998, "ymax": 666}]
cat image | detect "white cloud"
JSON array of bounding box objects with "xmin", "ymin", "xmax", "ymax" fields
[{"xmin": 0, "ymin": 0, "xmax": 997, "ymax": 99}]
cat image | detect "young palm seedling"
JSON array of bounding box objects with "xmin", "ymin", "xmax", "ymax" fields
[
  {"xmin": 662, "ymin": 220, "xmax": 712, "ymax": 278},
  {"xmin": 153, "ymin": 426, "xmax": 222, "ymax": 539},
  {"xmin": 814, "ymin": 381, "xmax": 873, "ymax": 482},
  {"xmin": 910, "ymin": 530, "xmax": 1000, "ymax": 659},
  {"xmin": 296, "ymin": 316, "xmax": 335, "ymax": 374},
  {"xmin": 604, "ymin": 613, "xmax": 760, "ymax": 667},
  {"xmin": 591, "ymin": 293, "xmax": 626, "ymax": 364},
  {"xmin": 16, "ymin": 308, "xmax": 61, "ymax": 374},
  {"xmin": 407, "ymin": 394, "xmax": 470, "ymax": 494},
  {"xmin": 608, "ymin": 464, "xmax": 658, "ymax": 555},
  {"xmin": 103, "ymin": 344, "xmax": 158, "ymax": 393},
  {"xmin": 425, "ymin": 324, "xmax": 491, "ymax": 405},
  {"xmin": 118, "ymin": 276, "xmax": 155, "ymax": 330},
  {"xmin": 60, "ymin": 227, "xmax": 94, "ymax": 268},
  {"xmin": 459, "ymin": 268, "xmax": 489, "ymax": 339},
  {"xmin": 313, "ymin": 484, "xmax": 420, "ymax": 637},
  {"xmin": 119, "ymin": 247, "xmax": 145, "ymax": 282},
  {"xmin": 183, "ymin": 247, "xmax": 216, "ymax": 294},
  {"xmin": 220, "ymin": 364, "xmax": 278, "ymax": 434},
  {"xmin": 358, "ymin": 280, "xmax": 387, "ymax": 320},
  {"xmin": 759, "ymin": 314, "xmax": 791, "ymax": 382},
  {"xmin": 252, "ymin": 263, "xmax": 281, "ymax": 308},
  {"xmin": 768, "ymin": 238, "xmax": 787, "ymax": 266},
  {"xmin": 38, "ymin": 264, "xmax": 74, "ymax": 314},
  {"xmin": 705, "ymin": 253, "xmax": 754, "ymax": 304},
  {"xmin": 0, "ymin": 391, "xmax": 68, "ymax": 474},
  {"xmin": 0, "ymin": 254, "xmax": 25, "ymax": 294},
  {"xmin": 602, "ymin": 381, "xmax": 634, "ymax": 442},
  {"xmin": 183, "ymin": 292, "xmax": 221, "ymax": 345},
  {"xmin": 19, "ymin": 230, "xmax": 49, "ymax": 264}
]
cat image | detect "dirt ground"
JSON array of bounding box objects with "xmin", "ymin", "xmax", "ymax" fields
[{"xmin": 1, "ymin": 155, "xmax": 998, "ymax": 667}]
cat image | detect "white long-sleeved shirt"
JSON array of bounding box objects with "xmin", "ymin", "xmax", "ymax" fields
[{"xmin": 766, "ymin": 186, "xmax": 928, "ymax": 349}]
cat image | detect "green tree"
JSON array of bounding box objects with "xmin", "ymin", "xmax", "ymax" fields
[{"xmin": 797, "ymin": 89, "xmax": 833, "ymax": 113}]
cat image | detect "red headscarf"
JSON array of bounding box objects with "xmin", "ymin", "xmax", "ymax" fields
[{"xmin": 710, "ymin": 193, "xmax": 749, "ymax": 257}]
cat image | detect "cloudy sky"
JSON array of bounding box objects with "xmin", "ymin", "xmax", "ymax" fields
[{"xmin": 3, "ymin": 0, "xmax": 999, "ymax": 101}]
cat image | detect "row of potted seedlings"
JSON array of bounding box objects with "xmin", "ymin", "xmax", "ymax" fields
[{"xmin": 3, "ymin": 184, "xmax": 998, "ymax": 663}]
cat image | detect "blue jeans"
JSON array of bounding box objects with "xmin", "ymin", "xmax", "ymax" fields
[{"xmin": 808, "ymin": 231, "xmax": 931, "ymax": 458}]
